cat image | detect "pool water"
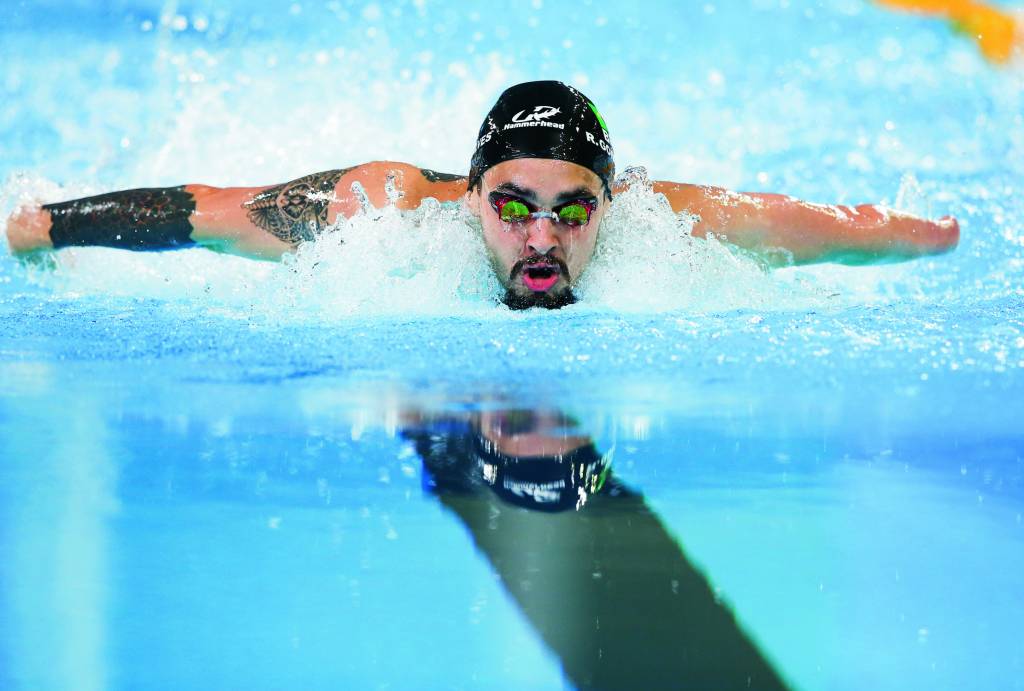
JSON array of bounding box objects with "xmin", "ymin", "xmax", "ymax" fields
[{"xmin": 1, "ymin": 1, "xmax": 1023, "ymax": 689}]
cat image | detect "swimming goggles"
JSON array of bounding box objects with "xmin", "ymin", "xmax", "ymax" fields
[{"xmin": 488, "ymin": 192, "xmax": 597, "ymax": 227}]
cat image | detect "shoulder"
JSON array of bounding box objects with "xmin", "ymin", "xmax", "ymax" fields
[
  {"xmin": 342, "ymin": 161, "xmax": 467, "ymax": 210},
  {"xmin": 650, "ymin": 181, "xmax": 718, "ymax": 209}
]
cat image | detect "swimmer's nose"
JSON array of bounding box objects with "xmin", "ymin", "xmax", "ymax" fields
[{"xmin": 526, "ymin": 217, "xmax": 559, "ymax": 256}]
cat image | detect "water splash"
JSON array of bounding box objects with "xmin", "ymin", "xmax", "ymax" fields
[
  {"xmin": 578, "ymin": 171, "xmax": 815, "ymax": 312},
  {"xmin": 259, "ymin": 198, "xmax": 501, "ymax": 319}
]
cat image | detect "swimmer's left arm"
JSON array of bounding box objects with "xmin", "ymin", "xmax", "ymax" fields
[
  {"xmin": 654, "ymin": 182, "xmax": 960, "ymax": 266},
  {"xmin": 4, "ymin": 163, "xmax": 468, "ymax": 261}
]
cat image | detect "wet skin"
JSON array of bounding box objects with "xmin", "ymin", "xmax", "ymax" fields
[{"xmin": 464, "ymin": 159, "xmax": 608, "ymax": 308}]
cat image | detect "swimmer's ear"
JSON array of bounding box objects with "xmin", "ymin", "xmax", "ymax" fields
[{"xmin": 463, "ymin": 187, "xmax": 482, "ymax": 217}]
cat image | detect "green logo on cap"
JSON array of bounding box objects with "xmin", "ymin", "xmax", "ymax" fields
[{"xmin": 587, "ymin": 101, "xmax": 608, "ymax": 132}]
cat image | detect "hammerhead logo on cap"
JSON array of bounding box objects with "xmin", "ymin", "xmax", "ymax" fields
[{"xmin": 511, "ymin": 105, "xmax": 562, "ymax": 123}]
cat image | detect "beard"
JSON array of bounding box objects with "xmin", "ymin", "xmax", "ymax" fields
[
  {"xmin": 502, "ymin": 285, "xmax": 577, "ymax": 310},
  {"xmin": 501, "ymin": 255, "xmax": 576, "ymax": 310}
]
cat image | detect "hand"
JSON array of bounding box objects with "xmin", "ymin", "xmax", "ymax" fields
[
  {"xmin": 851, "ymin": 205, "xmax": 960, "ymax": 256},
  {"xmin": 5, "ymin": 205, "xmax": 52, "ymax": 255}
]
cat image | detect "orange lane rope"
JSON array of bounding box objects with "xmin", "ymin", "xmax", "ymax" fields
[{"xmin": 876, "ymin": 0, "xmax": 1022, "ymax": 63}]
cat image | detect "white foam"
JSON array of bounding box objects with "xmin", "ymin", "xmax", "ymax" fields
[
  {"xmin": 577, "ymin": 178, "xmax": 822, "ymax": 312},
  {"xmin": 258, "ymin": 198, "xmax": 501, "ymax": 319}
]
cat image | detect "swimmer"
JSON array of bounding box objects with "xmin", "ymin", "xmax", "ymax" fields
[{"xmin": 5, "ymin": 80, "xmax": 960, "ymax": 310}]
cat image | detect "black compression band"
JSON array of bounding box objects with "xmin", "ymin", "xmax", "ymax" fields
[{"xmin": 44, "ymin": 186, "xmax": 197, "ymax": 250}]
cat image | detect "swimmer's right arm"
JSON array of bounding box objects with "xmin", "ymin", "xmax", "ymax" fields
[
  {"xmin": 4, "ymin": 162, "xmax": 468, "ymax": 261},
  {"xmin": 654, "ymin": 182, "xmax": 960, "ymax": 266}
]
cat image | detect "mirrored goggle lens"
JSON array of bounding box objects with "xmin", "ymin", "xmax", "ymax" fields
[
  {"xmin": 557, "ymin": 203, "xmax": 591, "ymax": 226},
  {"xmin": 499, "ymin": 199, "xmax": 531, "ymax": 222}
]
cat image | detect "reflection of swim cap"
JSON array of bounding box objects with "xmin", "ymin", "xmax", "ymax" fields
[
  {"xmin": 472, "ymin": 433, "xmax": 612, "ymax": 513},
  {"xmin": 468, "ymin": 80, "xmax": 615, "ymax": 199}
]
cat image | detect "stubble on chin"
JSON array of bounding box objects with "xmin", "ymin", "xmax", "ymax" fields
[
  {"xmin": 501, "ymin": 256, "xmax": 576, "ymax": 310},
  {"xmin": 502, "ymin": 285, "xmax": 577, "ymax": 310}
]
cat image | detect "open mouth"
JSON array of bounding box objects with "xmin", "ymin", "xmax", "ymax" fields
[{"xmin": 521, "ymin": 263, "xmax": 562, "ymax": 292}]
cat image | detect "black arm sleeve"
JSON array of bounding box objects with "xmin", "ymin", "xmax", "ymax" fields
[{"xmin": 43, "ymin": 186, "xmax": 196, "ymax": 250}]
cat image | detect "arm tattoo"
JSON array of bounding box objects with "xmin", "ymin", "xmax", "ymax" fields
[
  {"xmin": 419, "ymin": 168, "xmax": 466, "ymax": 183},
  {"xmin": 44, "ymin": 186, "xmax": 196, "ymax": 250},
  {"xmin": 243, "ymin": 168, "xmax": 353, "ymax": 244}
]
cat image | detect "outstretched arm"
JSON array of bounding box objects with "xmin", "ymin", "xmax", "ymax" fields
[
  {"xmin": 5, "ymin": 162, "xmax": 467, "ymax": 261},
  {"xmin": 654, "ymin": 181, "xmax": 960, "ymax": 266}
]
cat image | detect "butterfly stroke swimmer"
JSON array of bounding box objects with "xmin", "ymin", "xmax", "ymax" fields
[{"xmin": 5, "ymin": 80, "xmax": 960, "ymax": 310}]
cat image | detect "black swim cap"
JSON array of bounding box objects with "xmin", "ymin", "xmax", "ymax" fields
[
  {"xmin": 472, "ymin": 434, "xmax": 611, "ymax": 513},
  {"xmin": 468, "ymin": 80, "xmax": 615, "ymax": 199}
]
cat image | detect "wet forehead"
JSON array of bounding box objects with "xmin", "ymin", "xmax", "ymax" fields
[{"xmin": 483, "ymin": 158, "xmax": 602, "ymax": 204}]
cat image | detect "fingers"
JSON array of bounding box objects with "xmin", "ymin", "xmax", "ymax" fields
[
  {"xmin": 5, "ymin": 205, "xmax": 52, "ymax": 254},
  {"xmin": 935, "ymin": 215, "xmax": 960, "ymax": 249}
]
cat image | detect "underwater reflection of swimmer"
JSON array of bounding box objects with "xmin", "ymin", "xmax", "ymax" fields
[{"xmin": 402, "ymin": 408, "xmax": 789, "ymax": 691}]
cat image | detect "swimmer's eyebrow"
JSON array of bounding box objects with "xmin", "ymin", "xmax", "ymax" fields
[
  {"xmin": 493, "ymin": 182, "xmax": 537, "ymax": 201},
  {"xmin": 493, "ymin": 182, "xmax": 598, "ymax": 204},
  {"xmin": 554, "ymin": 186, "xmax": 599, "ymax": 204}
]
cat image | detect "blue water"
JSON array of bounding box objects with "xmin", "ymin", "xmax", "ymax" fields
[{"xmin": 1, "ymin": 1, "xmax": 1023, "ymax": 689}]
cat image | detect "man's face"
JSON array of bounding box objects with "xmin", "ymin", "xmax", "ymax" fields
[
  {"xmin": 476, "ymin": 409, "xmax": 591, "ymax": 457},
  {"xmin": 465, "ymin": 158, "xmax": 607, "ymax": 309}
]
